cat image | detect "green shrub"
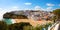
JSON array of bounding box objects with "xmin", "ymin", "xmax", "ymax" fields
[{"xmin": 23, "ymin": 26, "xmax": 33, "ymax": 30}]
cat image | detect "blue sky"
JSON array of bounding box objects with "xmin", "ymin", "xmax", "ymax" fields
[
  {"xmin": 0, "ymin": 0, "xmax": 60, "ymax": 19},
  {"xmin": 0, "ymin": 0, "xmax": 60, "ymax": 10}
]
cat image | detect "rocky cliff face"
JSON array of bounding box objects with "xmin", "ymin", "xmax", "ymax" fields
[
  {"xmin": 3, "ymin": 10, "xmax": 41, "ymax": 19},
  {"xmin": 3, "ymin": 11, "xmax": 28, "ymax": 19}
]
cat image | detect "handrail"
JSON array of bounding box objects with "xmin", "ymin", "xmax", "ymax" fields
[{"xmin": 49, "ymin": 21, "xmax": 59, "ymax": 30}]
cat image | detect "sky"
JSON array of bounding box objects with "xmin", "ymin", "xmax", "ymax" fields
[{"xmin": 0, "ymin": 0, "xmax": 60, "ymax": 20}]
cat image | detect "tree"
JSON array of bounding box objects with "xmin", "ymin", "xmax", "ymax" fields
[
  {"xmin": 52, "ymin": 15, "xmax": 57, "ymax": 22},
  {"xmin": 0, "ymin": 21, "xmax": 8, "ymax": 30},
  {"xmin": 53, "ymin": 9, "xmax": 60, "ymax": 16},
  {"xmin": 53, "ymin": 9, "xmax": 60, "ymax": 21},
  {"xmin": 8, "ymin": 22, "xmax": 32, "ymax": 30}
]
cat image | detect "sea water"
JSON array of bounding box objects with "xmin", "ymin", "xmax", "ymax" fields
[{"xmin": 4, "ymin": 19, "xmax": 12, "ymax": 25}]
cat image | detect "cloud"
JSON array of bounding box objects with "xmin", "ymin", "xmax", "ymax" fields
[
  {"xmin": 24, "ymin": 2, "xmax": 32, "ymax": 5},
  {"xmin": 34, "ymin": 6, "xmax": 53, "ymax": 11},
  {"xmin": 12, "ymin": 6, "xmax": 18, "ymax": 9},
  {"xmin": 0, "ymin": 8, "xmax": 2, "ymax": 10},
  {"xmin": 34, "ymin": 6, "xmax": 45, "ymax": 11},
  {"xmin": 59, "ymin": 4, "xmax": 60, "ymax": 6},
  {"xmin": 46, "ymin": 3, "xmax": 54, "ymax": 6},
  {"xmin": 46, "ymin": 7, "xmax": 53, "ymax": 11},
  {"xmin": 9, "ymin": 6, "xmax": 20, "ymax": 11},
  {"xmin": 0, "ymin": 6, "xmax": 20, "ymax": 20},
  {"xmin": 46, "ymin": 7, "xmax": 52, "ymax": 10},
  {"xmin": 24, "ymin": 8, "xmax": 32, "ymax": 10},
  {"xmin": 34, "ymin": 6, "xmax": 42, "ymax": 10},
  {"xmin": 0, "ymin": 8, "xmax": 8, "ymax": 20}
]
